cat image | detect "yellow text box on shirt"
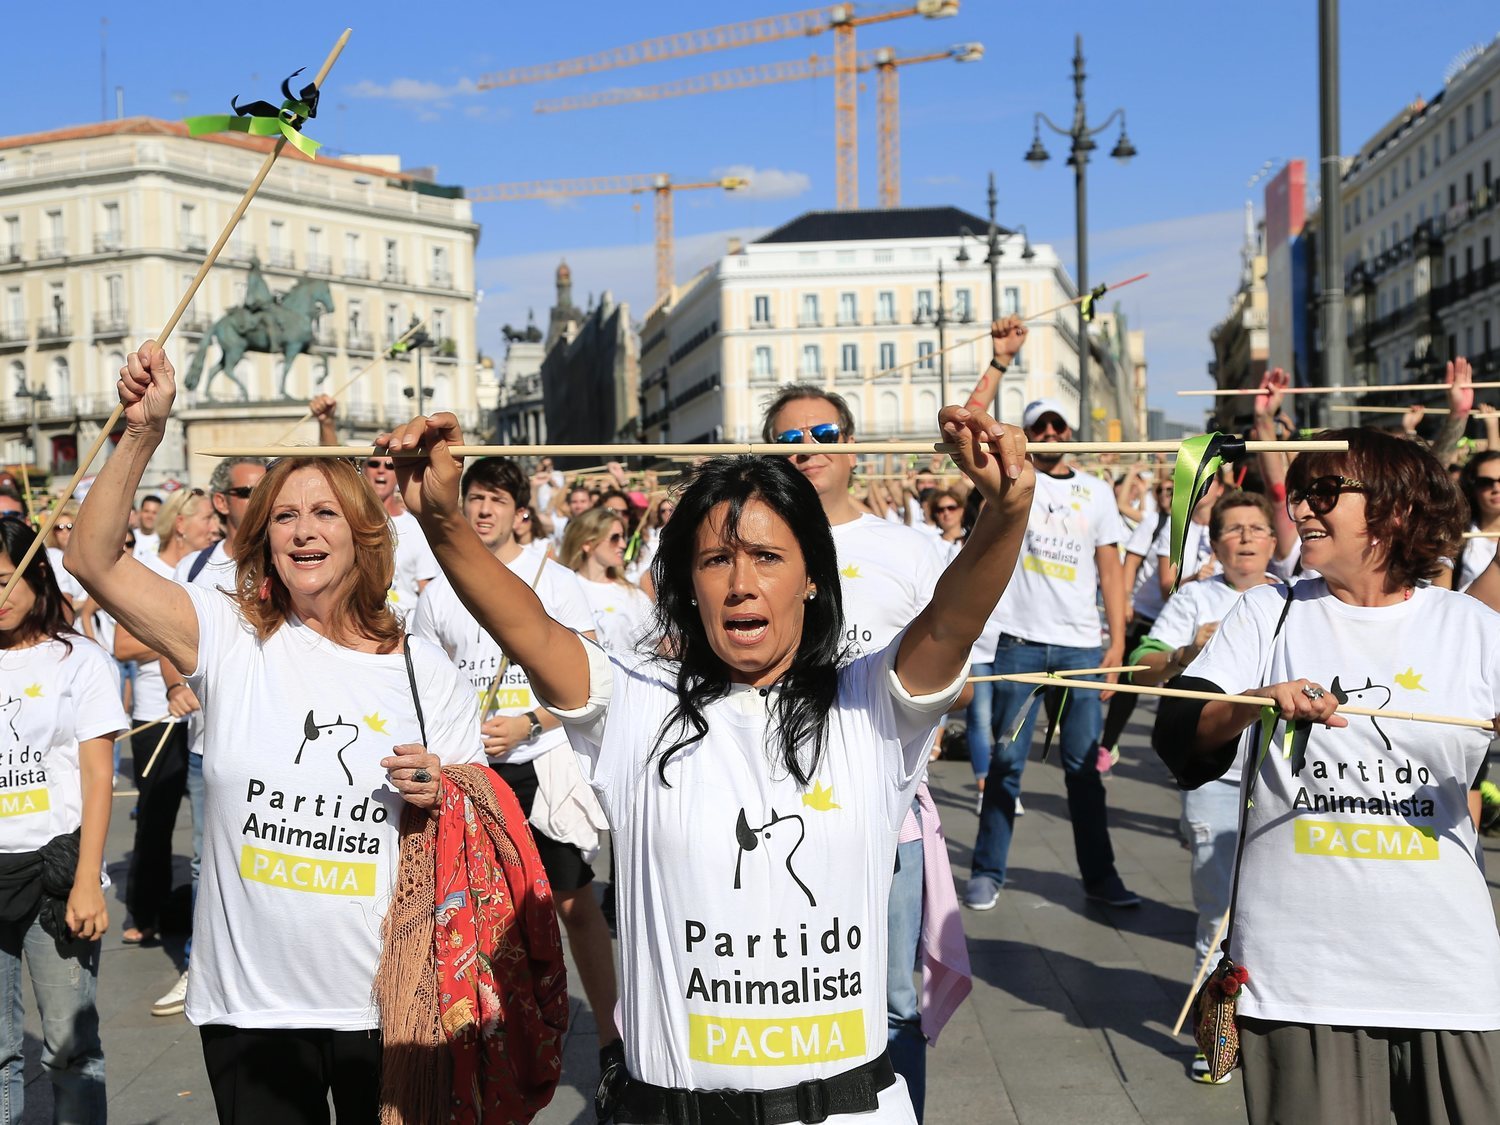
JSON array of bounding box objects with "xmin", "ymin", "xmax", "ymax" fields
[
  {"xmin": 477, "ymin": 687, "xmax": 531, "ymax": 711},
  {"xmin": 688, "ymin": 1010, "xmax": 865, "ymax": 1067},
  {"xmin": 0, "ymin": 789, "xmax": 48, "ymax": 818},
  {"xmin": 239, "ymin": 844, "xmax": 376, "ymax": 896},
  {"xmin": 1293, "ymin": 819, "xmax": 1438, "ymax": 861},
  {"xmin": 1022, "ymin": 556, "xmax": 1076, "ymax": 582}
]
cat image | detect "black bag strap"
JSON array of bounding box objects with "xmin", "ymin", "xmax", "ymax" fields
[
  {"xmin": 1218, "ymin": 584, "xmax": 1295, "ymax": 958},
  {"xmin": 186, "ymin": 544, "xmax": 217, "ymax": 583},
  {"xmin": 401, "ymin": 635, "xmax": 428, "ymax": 746}
]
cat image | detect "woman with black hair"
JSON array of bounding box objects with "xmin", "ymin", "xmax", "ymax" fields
[
  {"xmin": 1154, "ymin": 428, "xmax": 1500, "ymax": 1121},
  {"xmin": 0, "ymin": 519, "xmax": 124, "ymax": 1122},
  {"xmin": 381, "ymin": 404, "xmax": 1032, "ymax": 1124},
  {"xmin": 1450, "ymin": 450, "xmax": 1500, "ymax": 592}
]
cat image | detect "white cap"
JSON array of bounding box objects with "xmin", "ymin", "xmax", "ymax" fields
[{"xmin": 1022, "ymin": 398, "xmax": 1071, "ymax": 431}]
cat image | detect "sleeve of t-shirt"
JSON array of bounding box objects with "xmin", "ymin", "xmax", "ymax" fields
[
  {"xmin": 67, "ymin": 640, "xmax": 129, "ymax": 742},
  {"xmin": 543, "ymin": 638, "xmax": 616, "ymax": 779},
  {"xmin": 878, "ymin": 631, "xmax": 965, "ymax": 778},
  {"xmin": 1092, "ymin": 483, "xmax": 1126, "ymax": 548},
  {"xmin": 1183, "ymin": 584, "xmax": 1277, "ymax": 692},
  {"xmin": 1146, "ymin": 586, "xmax": 1202, "ymax": 650},
  {"xmin": 1124, "ymin": 516, "xmax": 1155, "ymax": 558},
  {"xmin": 408, "ymin": 581, "xmax": 447, "ymax": 652},
  {"xmin": 409, "ymin": 637, "xmax": 482, "ymax": 766},
  {"xmin": 409, "ymin": 531, "xmax": 439, "ymax": 584},
  {"xmin": 183, "ymin": 581, "xmax": 243, "ymax": 683}
]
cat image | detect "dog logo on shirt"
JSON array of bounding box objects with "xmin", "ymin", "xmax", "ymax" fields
[
  {"xmin": 734, "ymin": 808, "xmax": 816, "ymax": 907},
  {"xmin": 0, "ymin": 697, "xmax": 18, "ymax": 743},
  {"xmin": 295, "ymin": 710, "xmax": 360, "ymax": 785}
]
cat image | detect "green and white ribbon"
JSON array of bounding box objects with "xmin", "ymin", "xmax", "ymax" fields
[
  {"xmin": 1168, "ymin": 434, "xmax": 1231, "ymax": 594},
  {"xmin": 1248, "ymin": 708, "xmax": 1303, "ymax": 808},
  {"xmin": 1008, "ymin": 672, "xmax": 1071, "ymax": 763},
  {"xmin": 1078, "ymin": 282, "xmax": 1108, "ymax": 323},
  {"xmin": 185, "ymin": 70, "xmax": 322, "ymax": 159}
]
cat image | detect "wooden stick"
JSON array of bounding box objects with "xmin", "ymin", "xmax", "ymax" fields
[
  {"xmin": 123, "ymin": 717, "xmax": 171, "ymax": 740},
  {"xmin": 271, "ymin": 316, "xmax": 424, "ymax": 444},
  {"xmin": 195, "ymin": 439, "xmax": 1352, "ymax": 460},
  {"xmin": 863, "ymin": 273, "xmax": 1150, "ymax": 387},
  {"xmin": 1172, "ymin": 911, "xmax": 1229, "ymax": 1037},
  {"xmin": 138, "ymin": 720, "xmax": 177, "ymax": 780},
  {"xmin": 1463, "ymin": 531, "xmax": 1500, "ymax": 539},
  {"xmin": 1177, "ymin": 381, "xmax": 1500, "ymax": 398},
  {"xmin": 971, "ymin": 673, "xmax": 1494, "ymax": 730},
  {"xmin": 1328, "ymin": 404, "xmax": 1451, "ymax": 415},
  {"xmin": 0, "ymin": 28, "xmax": 353, "ymax": 611}
]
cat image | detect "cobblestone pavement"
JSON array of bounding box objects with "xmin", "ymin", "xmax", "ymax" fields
[{"xmin": 20, "ymin": 705, "xmax": 1498, "ymax": 1122}]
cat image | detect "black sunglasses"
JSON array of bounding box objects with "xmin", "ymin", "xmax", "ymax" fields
[
  {"xmin": 773, "ymin": 423, "xmax": 843, "ymax": 445},
  {"xmin": 1474, "ymin": 475, "xmax": 1500, "ymax": 490},
  {"xmin": 364, "ymin": 459, "xmax": 396, "ymax": 471},
  {"xmin": 1288, "ymin": 475, "xmax": 1364, "ymax": 518},
  {"xmin": 934, "ymin": 504, "xmax": 961, "ymax": 514},
  {"xmin": 221, "ymin": 486, "xmax": 255, "ymax": 500}
]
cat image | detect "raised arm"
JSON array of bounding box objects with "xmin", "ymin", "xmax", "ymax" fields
[
  {"xmin": 311, "ymin": 394, "xmax": 338, "ymax": 446},
  {"xmin": 897, "ymin": 318, "xmax": 1033, "ymax": 695},
  {"xmin": 1431, "ymin": 357, "xmax": 1473, "ymax": 469},
  {"xmin": 381, "ymin": 413, "xmax": 589, "ymax": 710},
  {"xmin": 65, "ymin": 343, "xmax": 199, "ymax": 674},
  {"xmin": 1252, "ymin": 368, "xmax": 1299, "ymax": 565}
]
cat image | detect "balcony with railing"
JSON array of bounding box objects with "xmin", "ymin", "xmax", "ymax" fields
[
  {"xmin": 180, "ymin": 231, "xmax": 207, "ymax": 253},
  {"xmin": 835, "ymin": 366, "xmax": 865, "ymax": 384},
  {"xmin": 0, "ymin": 245, "xmax": 22, "ymax": 267},
  {"xmin": 797, "ymin": 313, "xmax": 822, "ymax": 328},
  {"xmin": 382, "ymin": 265, "xmax": 408, "ymax": 284},
  {"xmin": 267, "ymin": 250, "xmax": 296, "ymax": 270},
  {"xmin": 311, "ymin": 323, "xmax": 337, "ymax": 352},
  {"xmin": 92, "ymin": 311, "xmax": 129, "ymax": 337},
  {"xmin": 749, "ymin": 365, "xmax": 778, "ymax": 385},
  {"xmin": 344, "ymin": 258, "xmax": 371, "ymax": 279},
  {"xmin": 429, "ymin": 269, "xmax": 453, "ymax": 289},
  {"xmin": 306, "ymin": 253, "xmax": 332, "ymax": 275},
  {"xmin": 835, "ymin": 312, "xmax": 861, "ymax": 327},
  {"xmin": 179, "ymin": 314, "xmax": 213, "ymax": 336},
  {"xmin": 0, "ymin": 320, "xmax": 27, "ymax": 348},
  {"xmin": 749, "ymin": 316, "xmax": 776, "ymax": 330},
  {"xmin": 796, "ymin": 365, "xmax": 823, "ymax": 380},
  {"xmin": 873, "ymin": 311, "xmax": 899, "ymax": 326},
  {"xmin": 36, "ymin": 316, "xmax": 71, "ymax": 343},
  {"xmin": 93, "ymin": 232, "xmax": 123, "ymax": 254},
  {"xmin": 347, "ymin": 331, "xmax": 375, "ymax": 355},
  {"xmin": 35, "ymin": 238, "xmax": 66, "ymax": 260}
]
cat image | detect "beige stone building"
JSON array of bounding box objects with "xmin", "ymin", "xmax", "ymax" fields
[
  {"xmin": 0, "ymin": 118, "xmax": 482, "ymax": 491},
  {"xmin": 1209, "ymin": 204, "xmax": 1270, "ymax": 434},
  {"xmin": 638, "ymin": 208, "xmax": 1146, "ymax": 448}
]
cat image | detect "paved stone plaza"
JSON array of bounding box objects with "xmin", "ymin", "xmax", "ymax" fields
[{"xmin": 16, "ymin": 702, "xmax": 1498, "ymax": 1123}]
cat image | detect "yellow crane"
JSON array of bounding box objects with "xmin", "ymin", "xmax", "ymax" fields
[
  {"xmin": 475, "ymin": 1, "xmax": 960, "ymax": 210},
  {"xmin": 534, "ymin": 43, "xmax": 982, "ymax": 208},
  {"xmin": 466, "ymin": 175, "xmax": 747, "ymax": 301}
]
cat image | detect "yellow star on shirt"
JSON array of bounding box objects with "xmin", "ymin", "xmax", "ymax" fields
[
  {"xmin": 22, "ymin": 684, "xmax": 42, "ymax": 698},
  {"xmin": 363, "ymin": 713, "xmax": 389, "ymax": 733},
  {"xmin": 802, "ymin": 781, "xmax": 841, "ymax": 811},
  {"xmin": 386, "ymin": 589, "xmax": 401, "ymax": 604},
  {"xmin": 1394, "ymin": 668, "xmax": 1427, "ymax": 692},
  {"xmin": 840, "ymin": 564, "xmax": 862, "ymax": 579}
]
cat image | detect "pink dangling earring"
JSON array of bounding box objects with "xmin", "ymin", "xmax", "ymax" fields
[{"xmin": 257, "ymin": 577, "xmax": 271, "ymax": 602}]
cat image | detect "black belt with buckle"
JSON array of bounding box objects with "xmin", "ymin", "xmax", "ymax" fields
[{"xmin": 603, "ymin": 1049, "xmax": 896, "ymax": 1125}]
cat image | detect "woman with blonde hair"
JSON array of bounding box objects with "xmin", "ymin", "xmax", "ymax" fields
[
  {"xmin": 561, "ymin": 506, "xmax": 654, "ymax": 658},
  {"xmin": 66, "ymin": 341, "xmax": 482, "ymax": 1122},
  {"xmin": 44, "ymin": 499, "xmax": 88, "ymax": 615}
]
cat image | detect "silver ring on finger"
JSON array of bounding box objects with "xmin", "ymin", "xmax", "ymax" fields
[
  {"xmin": 1301, "ymin": 684, "xmax": 1325, "ymax": 701},
  {"xmin": 412, "ymin": 768, "xmax": 432, "ymax": 784}
]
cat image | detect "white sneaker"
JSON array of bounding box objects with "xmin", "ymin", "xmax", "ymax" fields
[
  {"xmin": 152, "ymin": 970, "xmax": 189, "ymax": 1017},
  {"xmin": 1015, "ymin": 796, "xmax": 1026, "ymax": 816}
]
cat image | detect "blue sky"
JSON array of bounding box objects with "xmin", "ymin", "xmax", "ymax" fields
[{"xmin": 5, "ymin": 2, "xmax": 1498, "ymax": 422}]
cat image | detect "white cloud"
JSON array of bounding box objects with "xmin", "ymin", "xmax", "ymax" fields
[
  {"xmin": 474, "ymin": 226, "xmax": 769, "ymax": 356},
  {"xmin": 1054, "ymin": 209, "xmax": 1246, "ymax": 427},
  {"xmin": 345, "ymin": 77, "xmax": 479, "ymax": 102},
  {"xmin": 713, "ymin": 165, "xmax": 812, "ymax": 202}
]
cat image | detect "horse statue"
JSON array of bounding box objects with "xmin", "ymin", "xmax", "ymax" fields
[{"xmin": 184, "ymin": 263, "xmax": 335, "ymax": 399}]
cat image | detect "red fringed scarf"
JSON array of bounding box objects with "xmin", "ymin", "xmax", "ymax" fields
[{"xmin": 435, "ymin": 771, "xmax": 569, "ymax": 1123}]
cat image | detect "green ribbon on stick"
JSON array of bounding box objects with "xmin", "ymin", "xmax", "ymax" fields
[
  {"xmin": 1168, "ymin": 433, "xmax": 1247, "ymax": 594},
  {"xmin": 185, "ymin": 69, "xmax": 322, "ymax": 159},
  {"xmin": 1248, "ymin": 708, "xmax": 1304, "ymax": 808},
  {"xmin": 1008, "ymin": 673, "xmax": 1071, "ymax": 763},
  {"xmin": 1078, "ymin": 282, "xmax": 1108, "ymax": 323}
]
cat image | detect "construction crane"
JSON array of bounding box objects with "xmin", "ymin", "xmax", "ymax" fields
[
  {"xmin": 466, "ymin": 175, "xmax": 747, "ymax": 301},
  {"xmin": 475, "ymin": 1, "xmax": 960, "ymax": 209},
  {"xmin": 874, "ymin": 44, "xmax": 982, "ymax": 206},
  {"xmin": 534, "ymin": 44, "xmax": 981, "ymax": 209}
]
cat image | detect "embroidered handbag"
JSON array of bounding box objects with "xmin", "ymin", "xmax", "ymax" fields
[{"xmin": 1192, "ymin": 954, "xmax": 1250, "ymax": 1082}]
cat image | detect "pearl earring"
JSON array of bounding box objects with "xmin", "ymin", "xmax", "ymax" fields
[{"xmin": 690, "ymin": 597, "xmax": 697, "ymax": 606}]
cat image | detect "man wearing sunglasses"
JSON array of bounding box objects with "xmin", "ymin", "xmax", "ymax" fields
[{"xmin": 964, "ymin": 397, "xmax": 1137, "ymax": 911}]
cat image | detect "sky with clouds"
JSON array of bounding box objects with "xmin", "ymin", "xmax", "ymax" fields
[{"xmin": 4, "ymin": 1, "xmax": 1498, "ymax": 423}]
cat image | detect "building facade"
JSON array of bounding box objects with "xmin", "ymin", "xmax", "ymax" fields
[
  {"xmin": 638, "ymin": 208, "xmax": 1143, "ymax": 447},
  {"xmin": 539, "ymin": 286, "xmax": 638, "ymax": 465},
  {"xmin": 1336, "ymin": 37, "xmax": 1500, "ymax": 395},
  {"xmin": 0, "ymin": 118, "xmax": 483, "ymax": 490},
  {"xmin": 1209, "ymin": 204, "xmax": 1270, "ymax": 433}
]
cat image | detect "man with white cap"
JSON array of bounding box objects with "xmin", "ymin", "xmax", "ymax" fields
[{"xmin": 963, "ymin": 397, "xmax": 1136, "ymax": 909}]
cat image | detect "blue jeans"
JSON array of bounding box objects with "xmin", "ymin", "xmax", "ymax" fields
[
  {"xmin": 967, "ymin": 662, "xmax": 999, "ymax": 784},
  {"xmin": 970, "ymin": 637, "xmax": 1118, "ymax": 887},
  {"xmin": 187, "ymin": 749, "xmax": 205, "ymax": 963},
  {"xmin": 0, "ymin": 914, "xmax": 105, "ymax": 1124},
  {"xmin": 1182, "ymin": 779, "xmax": 1239, "ymax": 975},
  {"xmin": 886, "ymin": 834, "xmax": 925, "ymax": 1122}
]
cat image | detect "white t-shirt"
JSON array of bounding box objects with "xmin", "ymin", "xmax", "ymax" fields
[
  {"xmin": 577, "ymin": 579, "xmax": 654, "ymax": 658},
  {"xmin": 181, "ymin": 582, "xmax": 481, "ymax": 1029},
  {"xmin": 1455, "ymin": 529, "xmax": 1498, "ymax": 592},
  {"xmin": 1187, "ymin": 580, "xmax": 1500, "ymax": 1030},
  {"xmin": 992, "ymin": 469, "xmax": 1125, "ymax": 648},
  {"xmin": 132, "ymin": 531, "xmax": 160, "ymax": 561},
  {"xmin": 829, "ymin": 515, "xmax": 943, "ymax": 659},
  {"xmin": 45, "ymin": 548, "xmax": 87, "ymax": 625},
  {"xmin": 409, "ymin": 557, "xmax": 595, "ymax": 767},
  {"xmin": 0, "ymin": 638, "xmax": 125, "ymax": 852},
  {"xmin": 1146, "ymin": 575, "xmax": 1277, "ymax": 784},
  {"xmin": 553, "ymin": 638, "xmax": 962, "ymax": 1118},
  {"xmin": 1141, "ymin": 517, "xmax": 1217, "ymax": 617},
  {"xmin": 1123, "ymin": 514, "xmax": 1168, "ymax": 621},
  {"xmin": 128, "ymin": 554, "xmax": 185, "ymax": 725},
  {"xmin": 387, "ymin": 510, "xmax": 438, "ymax": 620}
]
